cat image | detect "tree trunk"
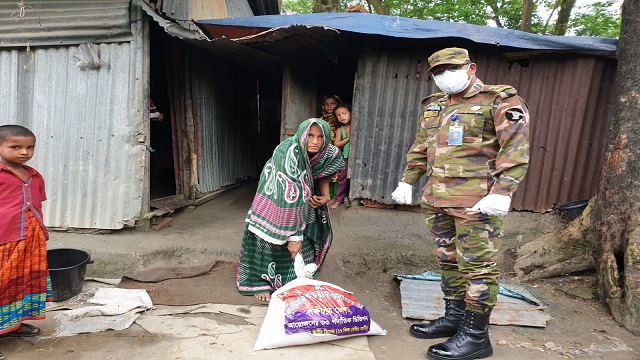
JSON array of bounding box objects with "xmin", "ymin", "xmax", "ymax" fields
[
  {"xmin": 312, "ymin": 0, "xmax": 341, "ymax": 13},
  {"xmin": 521, "ymin": 0, "xmax": 534, "ymax": 32},
  {"xmin": 514, "ymin": 203, "xmax": 595, "ymax": 281},
  {"xmin": 592, "ymin": 0, "xmax": 640, "ymax": 335},
  {"xmin": 365, "ymin": 0, "xmax": 390, "ymax": 15},
  {"xmin": 553, "ymin": 0, "xmax": 576, "ymax": 35},
  {"xmin": 515, "ymin": 0, "xmax": 640, "ymax": 335}
]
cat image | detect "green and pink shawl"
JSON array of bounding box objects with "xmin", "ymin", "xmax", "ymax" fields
[{"xmin": 237, "ymin": 119, "xmax": 344, "ymax": 295}]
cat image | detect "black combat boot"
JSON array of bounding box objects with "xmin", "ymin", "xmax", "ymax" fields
[
  {"xmin": 426, "ymin": 310, "xmax": 493, "ymax": 360},
  {"xmin": 410, "ymin": 299, "xmax": 466, "ymax": 339}
]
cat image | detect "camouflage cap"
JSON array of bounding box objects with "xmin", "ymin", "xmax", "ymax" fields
[{"xmin": 427, "ymin": 48, "xmax": 470, "ymax": 74}]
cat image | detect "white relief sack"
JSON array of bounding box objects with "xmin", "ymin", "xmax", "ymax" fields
[{"xmin": 253, "ymin": 273, "xmax": 386, "ymax": 351}]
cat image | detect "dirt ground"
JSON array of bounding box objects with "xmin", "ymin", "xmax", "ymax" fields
[
  {"xmin": 325, "ymin": 205, "xmax": 639, "ymax": 359},
  {"xmin": 1, "ymin": 181, "xmax": 638, "ymax": 359}
]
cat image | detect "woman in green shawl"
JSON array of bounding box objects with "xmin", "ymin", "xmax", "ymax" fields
[{"xmin": 237, "ymin": 119, "xmax": 345, "ymax": 301}]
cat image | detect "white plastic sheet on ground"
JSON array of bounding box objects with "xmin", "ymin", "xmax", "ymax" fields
[{"xmin": 52, "ymin": 288, "xmax": 153, "ymax": 337}]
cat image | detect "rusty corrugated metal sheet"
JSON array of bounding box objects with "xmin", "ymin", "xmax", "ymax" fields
[
  {"xmin": 0, "ymin": 0, "xmax": 132, "ymax": 47},
  {"xmin": 479, "ymin": 54, "xmax": 616, "ymax": 211},
  {"xmin": 479, "ymin": 53, "xmax": 615, "ymax": 211},
  {"xmin": 350, "ymin": 50, "xmax": 615, "ymax": 212}
]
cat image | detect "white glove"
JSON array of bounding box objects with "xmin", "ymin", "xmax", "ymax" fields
[
  {"xmin": 470, "ymin": 194, "xmax": 511, "ymax": 216},
  {"xmin": 391, "ymin": 182, "xmax": 413, "ymax": 204}
]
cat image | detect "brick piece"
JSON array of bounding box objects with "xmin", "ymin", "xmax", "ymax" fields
[{"xmin": 151, "ymin": 217, "xmax": 174, "ymax": 231}]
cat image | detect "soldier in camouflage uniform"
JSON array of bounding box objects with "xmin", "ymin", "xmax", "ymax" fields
[{"xmin": 391, "ymin": 48, "xmax": 530, "ymax": 360}]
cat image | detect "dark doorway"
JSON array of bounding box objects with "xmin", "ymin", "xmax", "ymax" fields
[
  {"xmin": 257, "ymin": 71, "xmax": 283, "ymax": 168},
  {"xmin": 149, "ymin": 23, "xmax": 177, "ymax": 200},
  {"xmin": 315, "ymin": 49, "xmax": 358, "ymax": 114}
]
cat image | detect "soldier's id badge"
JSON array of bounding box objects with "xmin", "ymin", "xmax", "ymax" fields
[{"xmin": 448, "ymin": 125, "xmax": 463, "ymax": 145}]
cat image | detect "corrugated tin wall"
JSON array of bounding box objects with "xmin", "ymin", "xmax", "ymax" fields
[
  {"xmin": 281, "ymin": 64, "xmax": 318, "ymax": 140},
  {"xmin": 351, "ymin": 50, "xmax": 615, "ymax": 212},
  {"xmin": 166, "ymin": 40, "xmax": 260, "ymax": 195},
  {"xmin": 350, "ymin": 51, "xmax": 435, "ymax": 205},
  {"xmin": 0, "ymin": 5, "xmax": 147, "ymax": 229},
  {"xmin": 0, "ymin": 0, "xmax": 132, "ymax": 46},
  {"xmin": 191, "ymin": 48, "xmax": 260, "ymax": 193}
]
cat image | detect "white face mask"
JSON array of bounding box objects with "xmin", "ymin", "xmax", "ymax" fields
[{"xmin": 433, "ymin": 65, "xmax": 471, "ymax": 94}]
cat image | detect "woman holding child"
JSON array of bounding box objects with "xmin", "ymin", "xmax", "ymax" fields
[{"xmin": 237, "ymin": 119, "xmax": 345, "ymax": 302}]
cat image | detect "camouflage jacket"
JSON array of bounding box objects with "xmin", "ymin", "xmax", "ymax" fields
[{"xmin": 401, "ymin": 78, "xmax": 530, "ymax": 208}]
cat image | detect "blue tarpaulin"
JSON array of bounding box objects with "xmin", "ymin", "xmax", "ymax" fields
[{"xmin": 196, "ymin": 13, "xmax": 616, "ymax": 57}]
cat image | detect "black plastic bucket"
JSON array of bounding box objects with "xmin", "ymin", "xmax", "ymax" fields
[
  {"xmin": 557, "ymin": 200, "xmax": 589, "ymax": 222},
  {"xmin": 47, "ymin": 248, "xmax": 92, "ymax": 301}
]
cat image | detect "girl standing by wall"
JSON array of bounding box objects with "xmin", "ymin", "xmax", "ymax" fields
[
  {"xmin": 331, "ymin": 103, "xmax": 352, "ymax": 209},
  {"xmin": 320, "ymin": 95, "xmax": 342, "ymax": 201}
]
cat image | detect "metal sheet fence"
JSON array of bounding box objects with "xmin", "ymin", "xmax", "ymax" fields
[{"xmin": 0, "ymin": 29, "xmax": 146, "ymax": 229}]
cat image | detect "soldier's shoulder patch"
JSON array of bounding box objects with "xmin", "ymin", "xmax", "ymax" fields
[
  {"xmin": 423, "ymin": 99, "xmax": 442, "ymax": 118},
  {"xmin": 421, "ymin": 92, "xmax": 446, "ymax": 106},
  {"xmin": 482, "ymin": 85, "xmax": 517, "ymax": 99},
  {"xmin": 505, "ymin": 107, "xmax": 525, "ymax": 121}
]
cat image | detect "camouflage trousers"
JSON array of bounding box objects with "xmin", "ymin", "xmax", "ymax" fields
[{"xmin": 421, "ymin": 203, "xmax": 503, "ymax": 314}]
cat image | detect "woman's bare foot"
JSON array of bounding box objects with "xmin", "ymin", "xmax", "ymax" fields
[
  {"xmin": 330, "ymin": 201, "xmax": 343, "ymax": 209},
  {"xmin": 327, "ymin": 199, "xmax": 336, "ymax": 207},
  {"xmin": 254, "ymin": 293, "xmax": 271, "ymax": 302}
]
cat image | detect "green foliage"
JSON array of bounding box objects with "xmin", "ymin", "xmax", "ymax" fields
[
  {"xmin": 281, "ymin": 0, "xmax": 313, "ymax": 14},
  {"xmin": 483, "ymin": 0, "xmax": 525, "ymax": 28},
  {"xmin": 568, "ymin": 1, "xmax": 621, "ymax": 38},
  {"xmin": 388, "ymin": 0, "xmax": 488, "ymax": 25},
  {"xmin": 282, "ymin": 0, "xmax": 621, "ymax": 38},
  {"xmin": 282, "ymin": 0, "xmax": 352, "ymax": 13}
]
